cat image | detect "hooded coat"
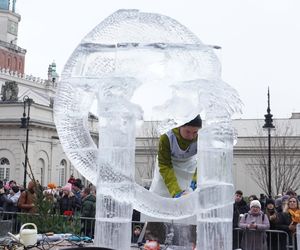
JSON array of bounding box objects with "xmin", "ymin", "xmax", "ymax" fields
[
  {"xmin": 81, "ymin": 194, "xmax": 96, "ymax": 218},
  {"xmin": 59, "ymin": 192, "xmax": 76, "ymax": 215},
  {"xmin": 81, "ymin": 194, "xmax": 96, "ymax": 238},
  {"xmin": 239, "ymin": 211, "xmax": 270, "ymax": 250},
  {"xmin": 3, "ymin": 191, "xmax": 21, "ymax": 212},
  {"xmin": 18, "ymin": 190, "xmax": 37, "ymax": 213},
  {"xmin": 233, "ymin": 199, "xmax": 249, "ymax": 228}
]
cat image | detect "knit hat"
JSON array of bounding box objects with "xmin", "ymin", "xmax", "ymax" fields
[
  {"xmin": 134, "ymin": 225, "xmax": 142, "ymax": 230},
  {"xmin": 250, "ymin": 200, "xmax": 261, "ymax": 209},
  {"xmin": 47, "ymin": 183, "xmax": 57, "ymax": 190},
  {"xmin": 265, "ymin": 198, "xmax": 275, "ymax": 206},
  {"xmin": 183, "ymin": 115, "xmax": 202, "ymax": 128},
  {"xmin": 11, "ymin": 186, "xmax": 19, "ymax": 193},
  {"xmin": 73, "ymin": 178, "xmax": 83, "ymax": 189},
  {"xmin": 275, "ymin": 197, "xmax": 282, "ymax": 208},
  {"xmin": 281, "ymin": 195, "xmax": 290, "ymax": 202},
  {"xmin": 62, "ymin": 183, "xmax": 72, "ymax": 192}
]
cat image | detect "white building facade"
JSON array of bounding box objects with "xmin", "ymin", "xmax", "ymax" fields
[{"xmin": 0, "ymin": 91, "xmax": 98, "ymax": 187}]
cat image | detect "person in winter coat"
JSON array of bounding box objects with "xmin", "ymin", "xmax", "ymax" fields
[
  {"xmin": 233, "ymin": 190, "xmax": 249, "ymax": 249},
  {"xmin": 264, "ymin": 198, "xmax": 279, "ymax": 229},
  {"xmin": 276, "ymin": 196, "xmax": 300, "ymax": 249},
  {"xmin": 264, "ymin": 198, "xmax": 280, "ymax": 249},
  {"xmin": 81, "ymin": 187, "xmax": 96, "ymax": 238},
  {"xmin": 239, "ymin": 200, "xmax": 270, "ymax": 250},
  {"xmin": 132, "ymin": 225, "xmax": 142, "ymax": 243},
  {"xmin": 0, "ymin": 180, "xmax": 6, "ymax": 210},
  {"xmin": 59, "ymin": 183, "xmax": 76, "ymax": 215},
  {"xmin": 67, "ymin": 174, "xmax": 76, "ymax": 185},
  {"xmin": 3, "ymin": 186, "xmax": 21, "ymax": 212},
  {"xmin": 150, "ymin": 115, "xmax": 202, "ymax": 198},
  {"xmin": 18, "ymin": 181, "xmax": 37, "ymax": 213},
  {"xmin": 233, "ymin": 190, "xmax": 249, "ymax": 227},
  {"xmin": 72, "ymin": 178, "xmax": 83, "ymax": 212},
  {"xmin": 1, "ymin": 186, "xmax": 21, "ymax": 220},
  {"xmin": 276, "ymin": 195, "xmax": 290, "ymax": 213},
  {"xmin": 81, "ymin": 187, "xmax": 96, "ymax": 218}
]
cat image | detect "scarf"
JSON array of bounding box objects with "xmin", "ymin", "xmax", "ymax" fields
[{"xmin": 288, "ymin": 209, "xmax": 300, "ymax": 223}]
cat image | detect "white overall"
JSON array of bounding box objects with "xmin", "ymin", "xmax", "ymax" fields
[{"xmin": 150, "ymin": 130, "xmax": 197, "ymax": 198}]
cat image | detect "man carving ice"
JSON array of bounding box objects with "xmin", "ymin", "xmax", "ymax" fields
[{"xmin": 150, "ymin": 115, "xmax": 202, "ymax": 198}]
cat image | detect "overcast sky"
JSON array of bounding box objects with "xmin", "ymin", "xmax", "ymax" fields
[{"xmin": 16, "ymin": 0, "xmax": 300, "ymax": 119}]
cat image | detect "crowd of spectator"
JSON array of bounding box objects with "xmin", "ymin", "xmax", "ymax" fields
[
  {"xmin": 2, "ymin": 177, "xmax": 300, "ymax": 248},
  {"xmin": 233, "ymin": 189, "xmax": 300, "ymax": 250},
  {"xmin": 0, "ymin": 175, "xmax": 96, "ymax": 237}
]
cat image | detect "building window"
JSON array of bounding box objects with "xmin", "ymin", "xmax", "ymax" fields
[
  {"xmin": 0, "ymin": 157, "xmax": 10, "ymax": 181},
  {"xmin": 0, "ymin": 52, "xmax": 4, "ymax": 68},
  {"xmin": 7, "ymin": 57, "xmax": 11, "ymax": 67},
  {"xmin": 69, "ymin": 165, "xmax": 74, "ymax": 176},
  {"xmin": 13, "ymin": 57, "xmax": 17, "ymax": 71},
  {"xmin": 37, "ymin": 158, "xmax": 45, "ymax": 187},
  {"xmin": 59, "ymin": 159, "xmax": 67, "ymax": 186}
]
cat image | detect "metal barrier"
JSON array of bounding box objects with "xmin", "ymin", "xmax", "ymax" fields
[
  {"xmin": 80, "ymin": 216, "xmax": 95, "ymax": 238},
  {"xmin": 233, "ymin": 228, "xmax": 296, "ymax": 250},
  {"xmin": 0, "ymin": 211, "xmax": 298, "ymax": 249},
  {"xmin": 0, "ymin": 211, "xmax": 20, "ymax": 234}
]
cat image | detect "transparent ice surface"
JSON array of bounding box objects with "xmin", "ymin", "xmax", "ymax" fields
[{"xmin": 54, "ymin": 9, "xmax": 242, "ymax": 250}]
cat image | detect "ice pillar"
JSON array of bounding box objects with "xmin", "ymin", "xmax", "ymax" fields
[
  {"xmin": 94, "ymin": 195, "xmax": 132, "ymax": 250},
  {"xmin": 93, "ymin": 96, "xmax": 138, "ymax": 250},
  {"xmin": 196, "ymin": 117, "xmax": 234, "ymax": 249}
]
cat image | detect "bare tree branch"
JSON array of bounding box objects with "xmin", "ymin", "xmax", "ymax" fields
[
  {"xmin": 137, "ymin": 121, "xmax": 159, "ymax": 187},
  {"xmin": 247, "ymin": 121, "xmax": 300, "ymax": 196}
]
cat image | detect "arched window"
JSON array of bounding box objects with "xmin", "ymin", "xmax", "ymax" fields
[
  {"xmin": 7, "ymin": 57, "xmax": 11, "ymax": 67},
  {"xmin": 13, "ymin": 57, "xmax": 17, "ymax": 71},
  {"xmin": 59, "ymin": 159, "xmax": 67, "ymax": 186},
  {"xmin": 0, "ymin": 52, "xmax": 5, "ymax": 68},
  {"xmin": 0, "ymin": 157, "xmax": 10, "ymax": 181},
  {"xmin": 37, "ymin": 158, "xmax": 45, "ymax": 187},
  {"xmin": 69, "ymin": 165, "xmax": 74, "ymax": 177}
]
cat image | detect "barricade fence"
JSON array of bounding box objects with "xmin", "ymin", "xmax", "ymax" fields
[
  {"xmin": 233, "ymin": 228, "xmax": 297, "ymax": 250},
  {"xmin": 0, "ymin": 211, "xmax": 298, "ymax": 249}
]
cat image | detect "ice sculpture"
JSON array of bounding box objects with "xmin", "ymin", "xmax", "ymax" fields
[{"xmin": 54, "ymin": 9, "xmax": 242, "ymax": 250}]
